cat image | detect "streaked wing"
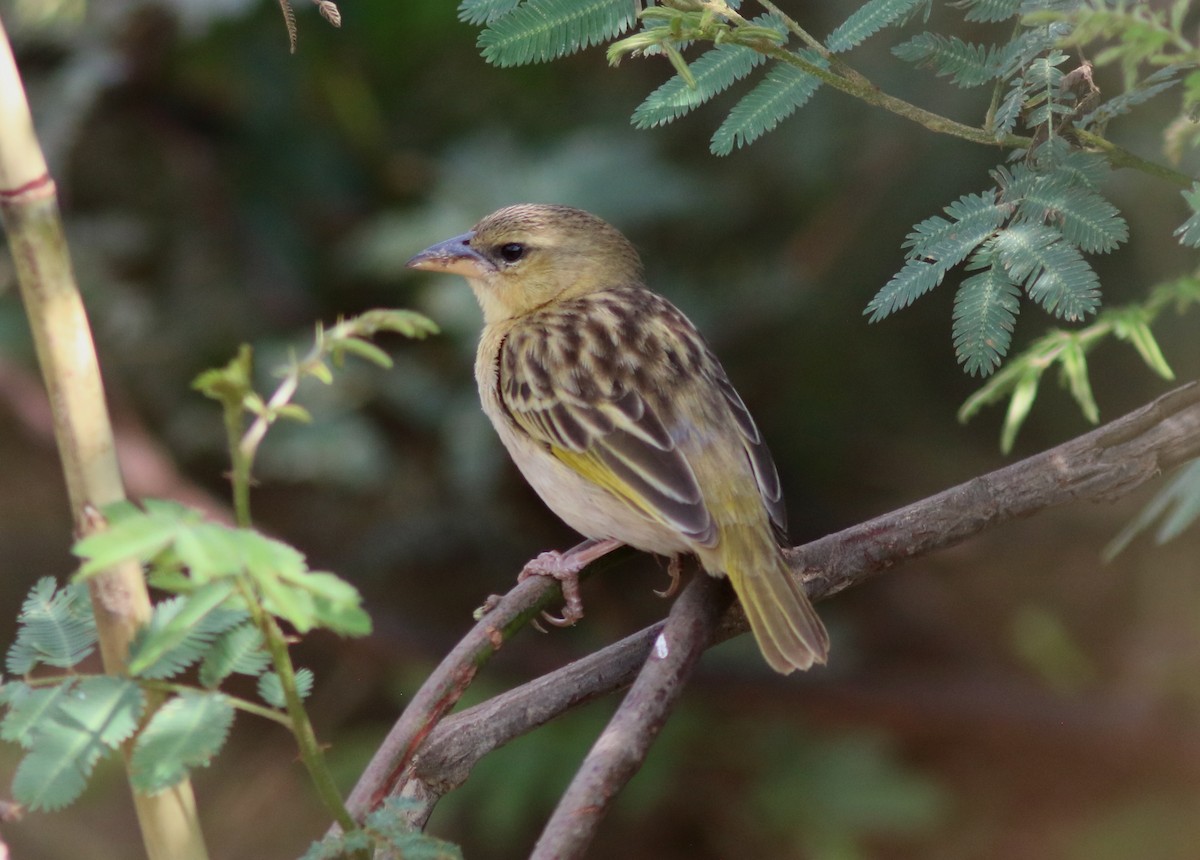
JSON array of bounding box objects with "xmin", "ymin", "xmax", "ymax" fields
[
  {"xmin": 714, "ymin": 373, "xmax": 788, "ymax": 544},
  {"xmin": 499, "ymin": 288, "xmax": 717, "ymax": 546}
]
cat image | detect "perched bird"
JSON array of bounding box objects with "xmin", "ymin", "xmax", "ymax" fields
[{"xmin": 407, "ymin": 204, "xmax": 828, "ymax": 673}]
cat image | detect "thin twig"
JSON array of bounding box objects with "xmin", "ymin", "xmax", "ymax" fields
[
  {"xmin": 343, "ymin": 572, "xmax": 564, "ymax": 819},
  {"xmin": 377, "ymin": 379, "xmax": 1200, "ymax": 826},
  {"xmin": 529, "ymin": 573, "xmax": 730, "ymax": 860}
]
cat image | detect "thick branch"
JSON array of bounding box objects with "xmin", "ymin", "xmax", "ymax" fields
[
  {"xmin": 530, "ymin": 573, "xmax": 730, "ymax": 860},
  {"xmin": 389, "ymin": 380, "xmax": 1200, "ymax": 823}
]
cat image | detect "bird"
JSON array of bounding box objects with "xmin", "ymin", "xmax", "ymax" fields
[{"xmin": 406, "ymin": 204, "xmax": 829, "ymax": 673}]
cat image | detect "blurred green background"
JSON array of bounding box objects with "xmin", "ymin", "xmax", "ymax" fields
[{"xmin": 1, "ymin": 1, "xmax": 1199, "ymax": 858}]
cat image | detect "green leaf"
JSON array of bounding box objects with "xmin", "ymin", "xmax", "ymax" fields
[
  {"xmin": 12, "ymin": 677, "xmax": 144, "ymax": 811},
  {"xmin": 1058, "ymin": 339, "xmax": 1098, "ymax": 424},
  {"xmin": 827, "ymin": 0, "xmax": 930, "ymax": 53},
  {"xmin": 74, "ymin": 499, "xmax": 201, "ymax": 580},
  {"xmin": 1080, "ymin": 65, "xmax": 1182, "ymax": 128},
  {"xmin": 903, "ymin": 190, "xmax": 1007, "ymax": 262},
  {"xmin": 864, "ymin": 258, "xmax": 945, "ymax": 322},
  {"xmin": 955, "ymin": 0, "xmax": 1021, "ymax": 24},
  {"xmin": 892, "ymin": 33, "xmax": 1004, "ymax": 87},
  {"xmin": 1174, "ymin": 182, "xmax": 1200, "ymax": 248},
  {"xmin": 1107, "ymin": 307, "xmax": 1175, "ymax": 380},
  {"xmin": 458, "ymin": 0, "xmax": 522, "ymax": 26},
  {"xmin": 997, "ymin": 164, "xmax": 1128, "ymax": 254},
  {"xmin": 1, "ymin": 681, "xmax": 75, "ymax": 747},
  {"xmin": 199, "ymin": 623, "xmax": 270, "ymax": 688},
  {"xmin": 6, "ymin": 578, "xmax": 97, "ymax": 674},
  {"xmin": 991, "ymin": 75, "xmax": 1025, "ymax": 139},
  {"xmin": 1109, "ymin": 459, "xmax": 1200, "ymax": 559},
  {"xmin": 868, "ymin": 191, "xmax": 1006, "ymax": 323},
  {"xmin": 127, "ymin": 583, "xmax": 242, "ymax": 679},
  {"xmin": 257, "ymin": 668, "xmax": 314, "ymax": 708},
  {"xmin": 365, "ymin": 798, "xmax": 466, "ymax": 859},
  {"xmin": 13, "ymin": 728, "xmax": 90, "ymax": 811},
  {"xmin": 710, "ymin": 56, "xmax": 825, "ymax": 156},
  {"xmin": 1001, "ymin": 367, "xmax": 1041, "ymax": 454},
  {"xmin": 130, "ymin": 691, "xmax": 234, "ymax": 795},
  {"xmin": 477, "ymin": 0, "xmax": 636, "ymax": 67},
  {"xmin": 333, "ymin": 337, "xmax": 395, "ymax": 369},
  {"xmin": 991, "ymin": 224, "xmax": 1101, "ymax": 321},
  {"xmin": 952, "ymin": 261, "xmax": 1021, "ymax": 376},
  {"xmin": 632, "ymin": 42, "xmax": 766, "ymax": 129}
]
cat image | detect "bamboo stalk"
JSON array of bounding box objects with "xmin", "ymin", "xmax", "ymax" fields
[{"xmin": 0, "ymin": 15, "xmax": 208, "ymax": 860}]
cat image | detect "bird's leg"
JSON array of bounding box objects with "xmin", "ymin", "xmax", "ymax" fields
[
  {"xmin": 653, "ymin": 555, "xmax": 685, "ymax": 599},
  {"xmin": 518, "ymin": 537, "xmax": 622, "ymax": 627}
]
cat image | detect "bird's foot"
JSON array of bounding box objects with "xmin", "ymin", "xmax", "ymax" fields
[
  {"xmin": 519, "ymin": 550, "xmax": 587, "ymax": 627},
  {"xmin": 654, "ymin": 555, "xmax": 685, "ymax": 599},
  {"xmin": 517, "ymin": 537, "xmax": 622, "ymax": 627}
]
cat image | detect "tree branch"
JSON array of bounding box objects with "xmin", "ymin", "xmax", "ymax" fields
[
  {"xmin": 530, "ymin": 573, "xmax": 730, "ymax": 860},
  {"xmin": 369, "ymin": 379, "xmax": 1200, "ymax": 831}
]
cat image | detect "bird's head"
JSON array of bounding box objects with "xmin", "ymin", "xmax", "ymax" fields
[{"xmin": 407, "ymin": 204, "xmax": 643, "ymax": 323}]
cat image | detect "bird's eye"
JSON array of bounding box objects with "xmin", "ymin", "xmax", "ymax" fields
[{"xmin": 498, "ymin": 242, "xmax": 526, "ymax": 263}]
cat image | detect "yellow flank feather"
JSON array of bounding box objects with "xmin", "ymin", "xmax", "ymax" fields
[{"xmin": 407, "ymin": 204, "xmax": 830, "ymax": 674}]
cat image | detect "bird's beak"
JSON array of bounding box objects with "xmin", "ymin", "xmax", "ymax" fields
[{"xmin": 406, "ymin": 231, "xmax": 495, "ymax": 278}]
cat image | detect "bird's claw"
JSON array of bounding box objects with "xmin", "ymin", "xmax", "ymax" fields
[
  {"xmin": 519, "ymin": 549, "xmax": 586, "ymax": 627},
  {"xmin": 653, "ymin": 556, "xmax": 684, "ymax": 599}
]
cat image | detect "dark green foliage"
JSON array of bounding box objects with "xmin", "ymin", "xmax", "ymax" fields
[
  {"xmin": 996, "ymin": 162, "xmax": 1128, "ymax": 254},
  {"xmin": 990, "ymin": 223, "xmax": 1100, "ymax": 320},
  {"xmin": 1081, "ymin": 65, "xmax": 1183, "ymax": 127},
  {"xmin": 476, "ymin": 0, "xmax": 636, "ymax": 67},
  {"xmin": 632, "ymin": 42, "xmax": 766, "ymax": 129},
  {"xmin": 6, "ymin": 578, "xmax": 96, "ymax": 675},
  {"xmin": 868, "ymin": 147, "xmax": 1125, "ymax": 374},
  {"xmin": 826, "ymin": 0, "xmax": 931, "ymax": 53},
  {"xmin": 1174, "ymin": 182, "xmax": 1200, "ymax": 248},
  {"xmin": 892, "ymin": 33, "xmax": 1005, "ymax": 87},
  {"xmin": 952, "ymin": 260, "xmax": 1022, "ymax": 376},
  {"xmin": 458, "ymin": 0, "xmax": 523, "ymax": 26},
  {"xmin": 710, "ymin": 55, "xmax": 825, "ymax": 155},
  {"xmin": 865, "ymin": 191, "xmax": 1007, "ymax": 323},
  {"xmin": 302, "ymin": 798, "xmax": 465, "ymax": 860},
  {"xmin": 955, "ymin": 0, "xmax": 1022, "ymax": 24}
]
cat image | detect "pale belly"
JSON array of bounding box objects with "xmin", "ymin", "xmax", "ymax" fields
[{"xmin": 496, "ymin": 418, "xmax": 692, "ymax": 557}]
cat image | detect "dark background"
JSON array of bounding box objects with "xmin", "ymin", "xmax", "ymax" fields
[{"xmin": 1, "ymin": 1, "xmax": 1199, "ymax": 858}]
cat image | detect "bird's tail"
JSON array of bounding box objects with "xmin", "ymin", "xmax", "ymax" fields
[{"xmin": 714, "ymin": 529, "xmax": 829, "ymax": 674}]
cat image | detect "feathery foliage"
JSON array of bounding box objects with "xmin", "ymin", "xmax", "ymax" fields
[
  {"xmin": 2, "ymin": 309, "xmax": 435, "ymax": 832},
  {"xmin": 952, "ymin": 258, "xmax": 1022, "ymax": 376},
  {"xmin": 826, "ymin": 0, "xmax": 931, "ymax": 53},
  {"xmin": 258, "ymin": 668, "xmax": 314, "ymax": 708},
  {"xmin": 458, "ymin": 0, "xmax": 523, "ymax": 26},
  {"xmin": 956, "ymin": 0, "xmax": 1021, "ymax": 24},
  {"xmin": 5, "ymin": 676, "xmax": 144, "ymax": 810},
  {"xmin": 632, "ymin": 41, "xmax": 766, "ymax": 129},
  {"xmin": 892, "ymin": 33, "xmax": 1004, "ymax": 87},
  {"xmin": 476, "ymin": 0, "xmax": 636, "ymax": 67},
  {"xmin": 130, "ymin": 691, "xmax": 234, "ymax": 794},
  {"xmin": 6, "ymin": 578, "xmax": 96, "ymax": 675},
  {"xmin": 303, "ymin": 798, "xmax": 465, "ymax": 860},
  {"xmin": 1174, "ymin": 182, "xmax": 1200, "ymax": 248},
  {"xmin": 710, "ymin": 56, "xmax": 825, "ymax": 155},
  {"xmin": 869, "ymin": 143, "xmax": 1126, "ymax": 376}
]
